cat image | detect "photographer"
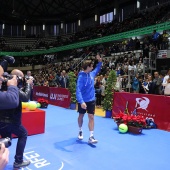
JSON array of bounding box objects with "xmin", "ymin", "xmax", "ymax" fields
[
  {"xmin": 0, "ymin": 65, "xmax": 19, "ymax": 109},
  {"xmin": 0, "ymin": 57, "xmax": 19, "ymax": 170},
  {"xmin": 0, "ymin": 69, "xmax": 32, "ymax": 169}
]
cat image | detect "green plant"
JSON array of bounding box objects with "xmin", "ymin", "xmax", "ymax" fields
[
  {"xmin": 102, "ymin": 70, "xmax": 117, "ymax": 111},
  {"xmin": 68, "ymin": 71, "xmax": 77, "ymax": 103}
]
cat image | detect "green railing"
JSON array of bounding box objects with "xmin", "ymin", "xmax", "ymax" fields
[{"xmin": 1, "ymin": 21, "xmax": 170, "ymax": 57}]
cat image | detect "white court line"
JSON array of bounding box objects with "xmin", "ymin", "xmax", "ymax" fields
[
  {"xmin": 20, "ymin": 162, "xmax": 64, "ymax": 170},
  {"xmin": 58, "ymin": 161, "xmax": 64, "ymax": 170},
  {"xmin": 21, "ymin": 167, "xmax": 32, "ymax": 170}
]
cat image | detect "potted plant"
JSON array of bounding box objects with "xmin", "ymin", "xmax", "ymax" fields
[
  {"xmin": 102, "ymin": 70, "xmax": 117, "ymax": 118},
  {"xmin": 68, "ymin": 71, "xmax": 77, "ymax": 110},
  {"xmin": 113, "ymin": 111, "xmax": 147, "ymax": 134},
  {"xmin": 37, "ymin": 98, "xmax": 49, "ymax": 108}
]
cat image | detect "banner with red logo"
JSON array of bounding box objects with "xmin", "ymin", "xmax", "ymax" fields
[
  {"xmin": 49, "ymin": 87, "xmax": 71, "ymax": 108},
  {"xmin": 112, "ymin": 92, "xmax": 170, "ymax": 132},
  {"xmin": 33, "ymin": 86, "xmax": 49, "ymax": 101},
  {"xmin": 33, "ymin": 86, "xmax": 71, "ymax": 108}
]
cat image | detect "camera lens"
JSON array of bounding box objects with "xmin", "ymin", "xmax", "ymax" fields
[{"xmin": 0, "ymin": 137, "xmax": 11, "ymax": 148}]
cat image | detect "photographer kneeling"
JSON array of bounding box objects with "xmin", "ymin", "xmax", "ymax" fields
[{"xmin": 0, "ymin": 69, "xmax": 33, "ymax": 169}]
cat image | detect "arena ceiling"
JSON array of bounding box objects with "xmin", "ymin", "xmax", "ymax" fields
[{"xmin": 0, "ymin": 0, "xmax": 133, "ymax": 24}]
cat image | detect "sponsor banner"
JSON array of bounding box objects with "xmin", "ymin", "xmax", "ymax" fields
[
  {"xmin": 33, "ymin": 86, "xmax": 71, "ymax": 108},
  {"xmin": 112, "ymin": 92, "xmax": 170, "ymax": 132},
  {"xmin": 157, "ymin": 50, "xmax": 168, "ymax": 58},
  {"xmin": 49, "ymin": 87, "xmax": 71, "ymax": 108},
  {"xmin": 33, "ymin": 86, "xmax": 49, "ymax": 101}
]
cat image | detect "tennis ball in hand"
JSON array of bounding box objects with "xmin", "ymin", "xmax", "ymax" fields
[
  {"xmin": 28, "ymin": 101, "xmax": 37, "ymax": 111},
  {"xmin": 119, "ymin": 124, "xmax": 128, "ymax": 133}
]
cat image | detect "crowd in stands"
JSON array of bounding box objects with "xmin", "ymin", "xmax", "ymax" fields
[
  {"xmin": 23, "ymin": 33, "xmax": 169, "ymax": 107},
  {"xmin": 70, "ymin": 2, "xmax": 170, "ymax": 43},
  {"xmin": 2, "ymin": 36, "xmax": 170, "ymax": 107},
  {"xmin": 1, "ymin": 2, "xmax": 170, "ymax": 107},
  {"xmin": 12, "ymin": 27, "xmax": 168, "ymax": 68},
  {"xmin": 0, "ymin": 2, "xmax": 170, "ymax": 52},
  {"xmin": 29, "ymin": 49, "xmax": 170, "ymax": 107},
  {"xmin": 6, "ymin": 27, "xmax": 169, "ymax": 108}
]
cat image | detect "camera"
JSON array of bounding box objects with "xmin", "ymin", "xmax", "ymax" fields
[
  {"xmin": 0, "ymin": 72, "xmax": 23, "ymax": 91},
  {"xmin": 1, "ymin": 73, "xmax": 14, "ymax": 91},
  {"xmin": 0, "ymin": 137, "xmax": 11, "ymax": 148},
  {"xmin": 0, "ymin": 56, "xmax": 20, "ymax": 91}
]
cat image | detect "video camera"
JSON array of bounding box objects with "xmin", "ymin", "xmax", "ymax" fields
[{"xmin": 0, "ymin": 137, "xmax": 11, "ymax": 149}]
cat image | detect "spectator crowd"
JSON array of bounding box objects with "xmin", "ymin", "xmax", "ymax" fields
[
  {"xmin": 1, "ymin": 2, "xmax": 170, "ymax": 108},
  {"xmin": 0, "ymin": 2, "xmax": 170, "ymax": 52}
]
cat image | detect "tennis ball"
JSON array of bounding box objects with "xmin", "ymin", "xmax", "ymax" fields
[
  {"xmin": 28, "ymin": 101, "xmax": 37, "ymax": 111},
  {"xmin": 22, "ymin": 102, "xmax": 28, "ymax": 109},
  {"xmin": 119, "ymin": 124, "xmax": 128, "ymax": 133},
  {"xmin": 37, "ymin": 103, "xmax": 41, "ymax": 108}
]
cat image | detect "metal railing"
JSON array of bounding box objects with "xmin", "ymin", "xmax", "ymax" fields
[{"xmin": 73, "ymin": 52, "xmax": 92, "ymax": 70}]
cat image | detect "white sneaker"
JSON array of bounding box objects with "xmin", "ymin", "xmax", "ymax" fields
[
  {"xmin": 78, "ymin": 131, "xmax": 83, "ymax": 140},
  {"xmin": 13, "ymin": 160, "xmax": 30, "ymax": 168},
  {"xmin": 88, "ymin": 136, "xmax": 98, "ymax": 144}
]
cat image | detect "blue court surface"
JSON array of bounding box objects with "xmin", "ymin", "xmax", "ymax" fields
[{"xmin": 5, "ymin": 105, "xmax": 170, "ymax": 170}]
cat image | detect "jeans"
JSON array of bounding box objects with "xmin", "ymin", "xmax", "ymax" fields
[{"xmin": 0, "ymin": 122, "xmax": 28, "ymax": 163}]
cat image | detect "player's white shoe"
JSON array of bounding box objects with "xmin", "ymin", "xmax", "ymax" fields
[
  {"xmin": 78, "ymin": 131, "xmax": 83, "ymax": 140},
  {"xmin": 88, "ymin": 136, "xmax": 98, "ymax": 144}
]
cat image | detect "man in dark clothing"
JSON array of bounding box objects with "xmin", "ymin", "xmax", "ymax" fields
[
  {"xmin": 153, "ymin": 71, "xmax": 162, "ymax": 95},
  {"xmin": 59, "ymin": 70, "xmax": 69, "ymax": 88},
  {"xmin": 0, "ymin": 69, "xmax": 32, "ymax": 169},
  {"xmin": 139, "ymin": 77, "xmax": 145, "ymax": 94},
  {"xmin": 25, "ymin": 70, "xmax": 34, "ymax": 101},
  {"xmin": 147, "ymin": 75, "xmax": 155, "ymax": 94}
]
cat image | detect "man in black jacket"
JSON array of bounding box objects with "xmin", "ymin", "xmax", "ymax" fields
[
  {"xmin": 153, "ymin": 71, "xmax": 163, "ymax": 95},
  {"xmin": 59, "ymin": 70, "xmax": 69, "ymax": 88},
  {"xmin": 0, "ymin": 69, "xmax": 32, "ymax": 169}
]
